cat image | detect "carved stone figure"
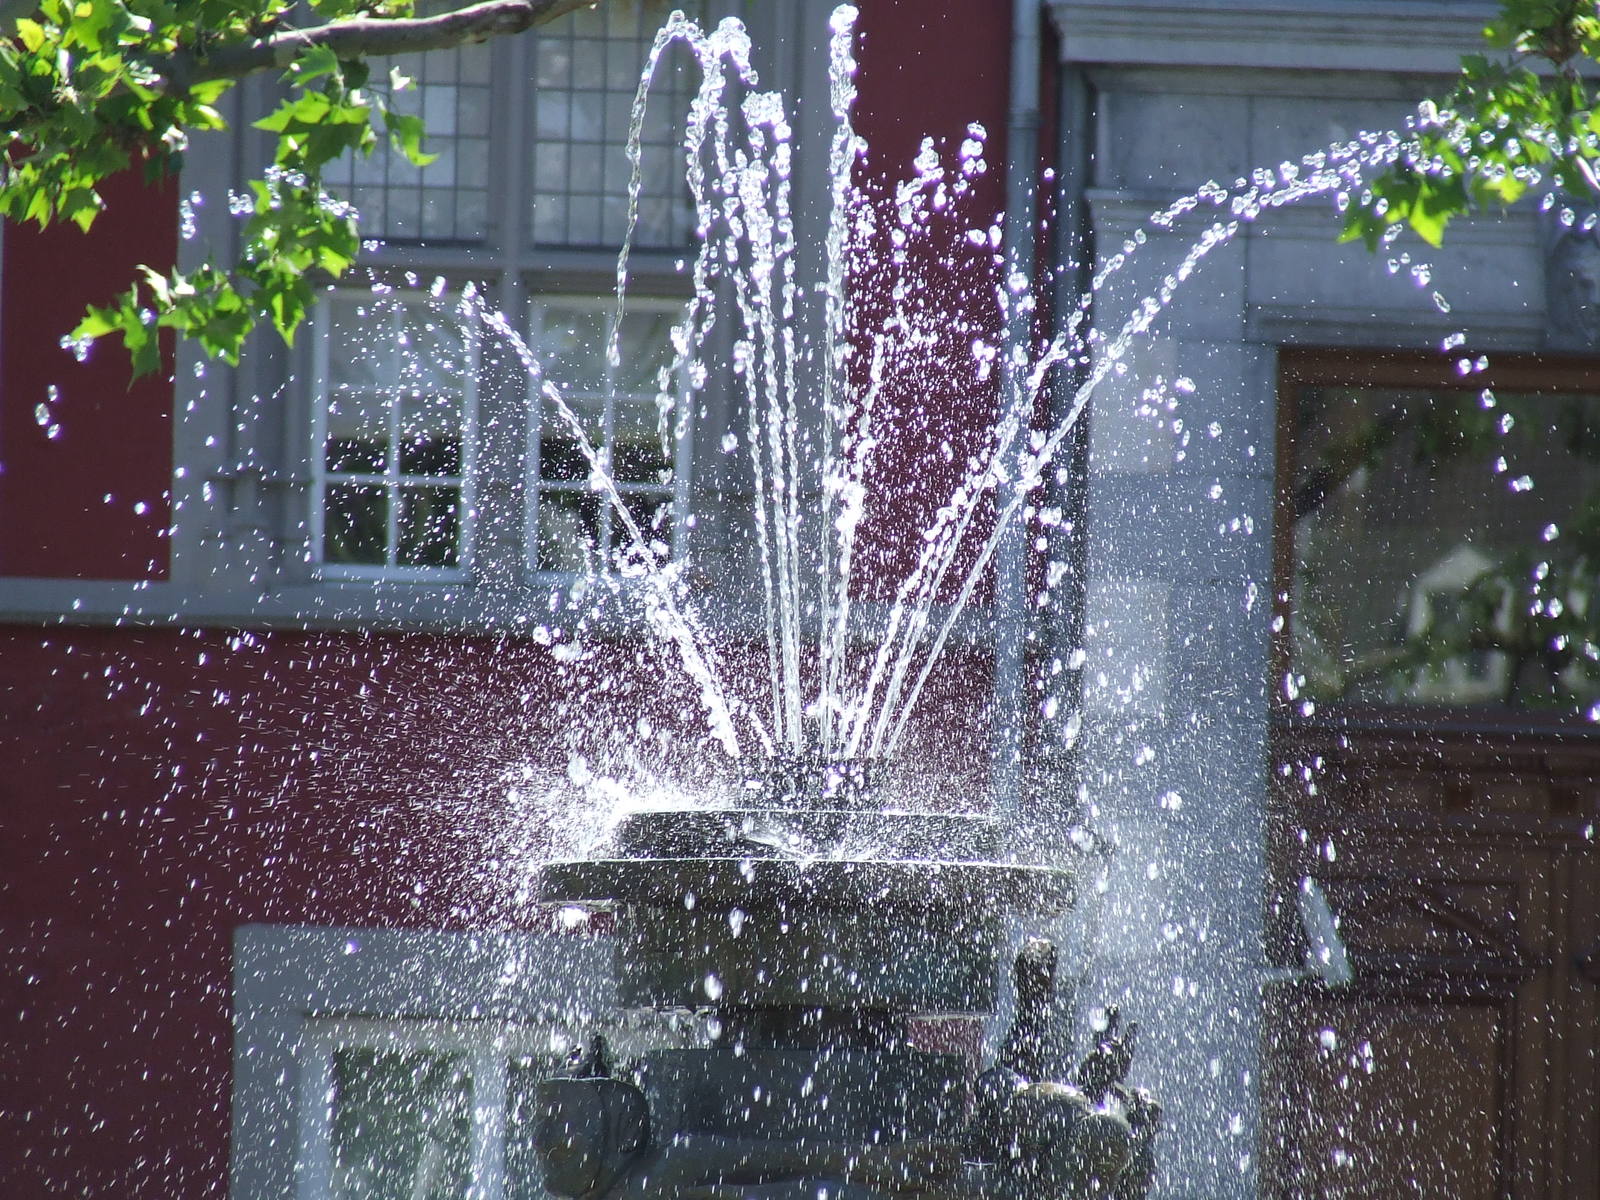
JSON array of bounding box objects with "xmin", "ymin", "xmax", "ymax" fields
[
  {"xmin": 530, "ymin": 941, "xmax": 1160, "ymax": 1200},
  {"xmin": 969, "ymin": 940, "xmax": 1162, "ymax": 1200}
]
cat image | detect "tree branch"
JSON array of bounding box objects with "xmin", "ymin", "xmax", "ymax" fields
[{"xmin": 175, "ymin": 0, "xmax": 595, "ymax": 87}]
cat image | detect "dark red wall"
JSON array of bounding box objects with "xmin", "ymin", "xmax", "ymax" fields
[
  {"xmin": 849, "ymin": 0, "xmax": 1013, "ymax": 602},
  {"xmin": 0, "ymin": 170, "xmax": 177, "ymax": 580},
  {"xmin": 0, "ymin": 628, "xmax": 684, "ymax": 1197},
  {"xmin": 0, "ymin": 625, "xmax": 993, "ymax": 1198}
]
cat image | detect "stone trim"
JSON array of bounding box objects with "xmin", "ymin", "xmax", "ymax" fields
[{"xmin": 1051, "ymin": 1, "xmax": 1496, "ymax": 74}]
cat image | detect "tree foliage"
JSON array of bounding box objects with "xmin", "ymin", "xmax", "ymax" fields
[
  {"xmin": 1346, "ymin": 0, "xmax": 1600, "ymax": 249},
  {"xmin": 2, "ymin": 0, "xmax": 1594, "ymax": 373},
  {"xmin": 0, "ymin": 0, "xmax": 588, "ymax": 374}
]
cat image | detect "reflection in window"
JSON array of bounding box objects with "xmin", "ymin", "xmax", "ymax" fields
[
  {"xmin": 1288, "ymin": 383, "xmax": 1600, "ymax": 710},
  {"xmin": 331, "ymin": 1048, "xmax": 473, "ymax": 1200},
  {"xmin": 314, "ymin": 294, "xmax": 478, "ymax": 576},
  {"xmin": 528, "ymin": 298, "xmax": 687, "ymax": 572},
  {"xmin": 301, "ymin": 1021, "xmax": 556, "ymax": 1200},
  {"xmin": 297, "ymin": 1016, "xmax": 702, "ymax": 1200}
]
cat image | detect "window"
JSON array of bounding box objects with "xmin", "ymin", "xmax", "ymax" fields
[
  {"xmin": 322, "ymin": 41, "xmax": 494, "ymax": 243},
  {"xmin": 230, "ymin": 926, "xmax": 698, "ymax": 1200},
  {"xmin": 297, "ymin": 1020, "xmax": 556, "ymax": 1200},
  {"xmin": 527, "ymin": 297, "xmax": 690, "ymax": 573},
  {"xmin": 308, "ymin": 0, "xmax": 702, "ymax": 584},
  {"xmin": 1281, "ymin": 354, "xmax": 1600, "ymax": 714},
  {"xmin": 528, "ymin": 2, "xmax": 699, "ymax": 248},
  {"xmin": 311, "ymin": 293, "xmax": 479, "ymax": 579}
]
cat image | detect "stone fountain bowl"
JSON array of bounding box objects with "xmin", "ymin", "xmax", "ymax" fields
[{"xmin": 540, "ymin": 802, "xmax": 1080, "ymax": 1015}]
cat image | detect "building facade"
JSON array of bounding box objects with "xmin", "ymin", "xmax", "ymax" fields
[
  {"xmin": 1057, "ymin": 1, "xmax": 1600, "ymax": 1195},
  {"xmin": 3, "ymin": 0, "xmax": 1597, "ymax": 1198}
]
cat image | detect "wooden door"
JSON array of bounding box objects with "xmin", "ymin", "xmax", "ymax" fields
[{"xmin": 1263, "ymin": 723, "xmax": 1600, "ymax": 1198}]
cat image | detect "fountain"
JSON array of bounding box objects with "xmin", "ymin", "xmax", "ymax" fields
[
  {"xmin": 533, "ymin": 757, "xmax": 1160, "ymax": 1198},
  {"xmin": 352, "ymin": 6, "xmax": 1461, "ymax": 1194},
  {"xmin": 436, "ymin": 9, "xmax": 1202, "ymax": 1194}
]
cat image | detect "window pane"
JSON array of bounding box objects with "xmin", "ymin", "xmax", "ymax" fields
[
  {"xmin": 613, "ymin": 308, "xmax": 681, "ymax": 394},
  {"xmin": 535, "ymin": 308, "xmax": 609, "ymax": 392},
  {"xmin": 567, "ymin": 200, "xmax": 603, "ymax": 247},
  {"xmin": 1289, "ymin": 385, "xmax": 1600, "ymax": 709},
  {"xmin": 540, "ymin": 434, "xmax": 594, "ymax": 484},
  {"xmin": 539, "ymin": 394, "xmax": 605, "ymax": 485},
  {"xmin": 532, "ymin": 142, "xmax": 570, "ymax": 195},
  {"xmin": 327, "ymin": 300, "xmax": 389, "ymax": 390},
  {"xmin": 534, "ymin": 40, "xmax": 571, "ymax": 89},
  {"xmin": 326, "ymin": 484, "xmax": 390, "ymax": 565},
  {"xmin": 389, "ymin": 187, "xmax": 423, "ymax": 238},
  {"xmin": 537, "ymin": 491, "xmax": 601, "ymax": 571},
  {"xmin": 398, "ymin": 486, "xmax": 462, "ymax": 568},
  {"xmin": 400, "ymin": 394, "xmax": 464, "ymax": 476},
  {"xmin": 569, "ymin": 142, "xmax": 603, "ymax": 193},
  {"xmin": 618, "ymin": 492, "xmax": 672, "ymax": 556},
  {"xmin": 326, "ymin": 389, "xmax": 391, "ymax": 474},
  {"xmin": 399, "ymin": 431, "xmax": 462, "ymax": 477},
  {"xmin": 571, "ymin": 39, "xmax": 605, "ymax": 88},
  {"xmin": 327, "ymin": 435, "xmax": 389, "ymax": 476},
  {"xmin": 405, "ymin": 316, "xmax": 475, "ymax": 392},
  {"xmin": 331, "ymin": 1048, "xmax": 473, "ymax": 1200},
  {"xmin": 610, "ymin": 401, "xmax": 669, "ymax": 485}
]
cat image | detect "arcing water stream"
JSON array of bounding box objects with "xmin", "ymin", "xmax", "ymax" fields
[{"xmin": 405, "ymin": 5, "xmax": 1483, "ymax": 789}]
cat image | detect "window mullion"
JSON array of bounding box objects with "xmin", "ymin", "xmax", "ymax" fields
[
  {"xmin": 469, "ymin": 1039, "xmax": 507, "ymax": 1200},
  {"xmin": 673, "ymin": 354, "xmax": 693, "ymax": 556},
  {"xmin": 461, "ymin": 326, "xmax": 481, "ymax": 575},
  {"xmin": 295, "ymin": 1035, "xmax": 336, "ymax": 1200},
  {"xmin": 601, "ymin": 369, "xmax": 618, "ymax": 557},
  {"xmin": 495, "ymin": 30, "xmax": 530, "ymax": 308},
  {"xmin": 524, "ymin": 304, "xmax": 544, "ymax": 572},
  {"xmin": 387, "ymin": 308, "xmax": 403, "ymax": 569},
  {"xmin": 311, "ymin": 304, "xmax": 331, "ymax": 568}
]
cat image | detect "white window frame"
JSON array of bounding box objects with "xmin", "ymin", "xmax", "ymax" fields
[
  {"xmin": 308, "ymin": 291, "xmax": 481, "ymax": 583},
  {"xmin": 260, "ymin": 1, "xmax": 725, "ymax": 613},
  {"xmin": 230, "ymin": 926, "xmax": 617, "ymax": 1200},
  {"xmin": 524, "ymin": 294, "xmax": 694, "ymax": 578}
]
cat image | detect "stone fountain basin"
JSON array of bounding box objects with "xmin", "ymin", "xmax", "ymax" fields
[
  {"xmin": 607, "ymin": 807, "xmax": 1003, "ymax": 863},
  {"xmin": 539, "ymin": 854, "xmax": 1076, "ymax": 914},
  {"xmin": 542, "ymin": 813, "xmax": 1079, "ymax": 1012}
]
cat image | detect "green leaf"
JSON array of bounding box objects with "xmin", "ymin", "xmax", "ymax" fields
[
  {"xmin": 286, "ymin": 44, "xmax": 343, "ymax": 85},
  {"xmin": 70, "ymin": 307, "xmax": 120, "ymax": 340},
  {"xmin": 1407, "ymin": 206, "xmax": 1446, "ymax": 248},
  {"xmin": 383, "ymin": 109, "xmax": 435, "ymax": 166},
  {"xmin": 139, "ymin": 264, "xmax": 172, "ymax": 306},
  {"xmin": 14, "ymin": 19, "xmax": 47, "ymax": 52}
]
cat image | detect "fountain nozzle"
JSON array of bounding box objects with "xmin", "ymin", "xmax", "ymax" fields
[{"xmin": 742, "ymin": 755, "xmax": 880, "ymax": 810}]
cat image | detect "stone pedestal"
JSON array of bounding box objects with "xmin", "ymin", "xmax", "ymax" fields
[{"xmin": 533, "ymin": 760, "xmax": 1157, "ymax": 1199}]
